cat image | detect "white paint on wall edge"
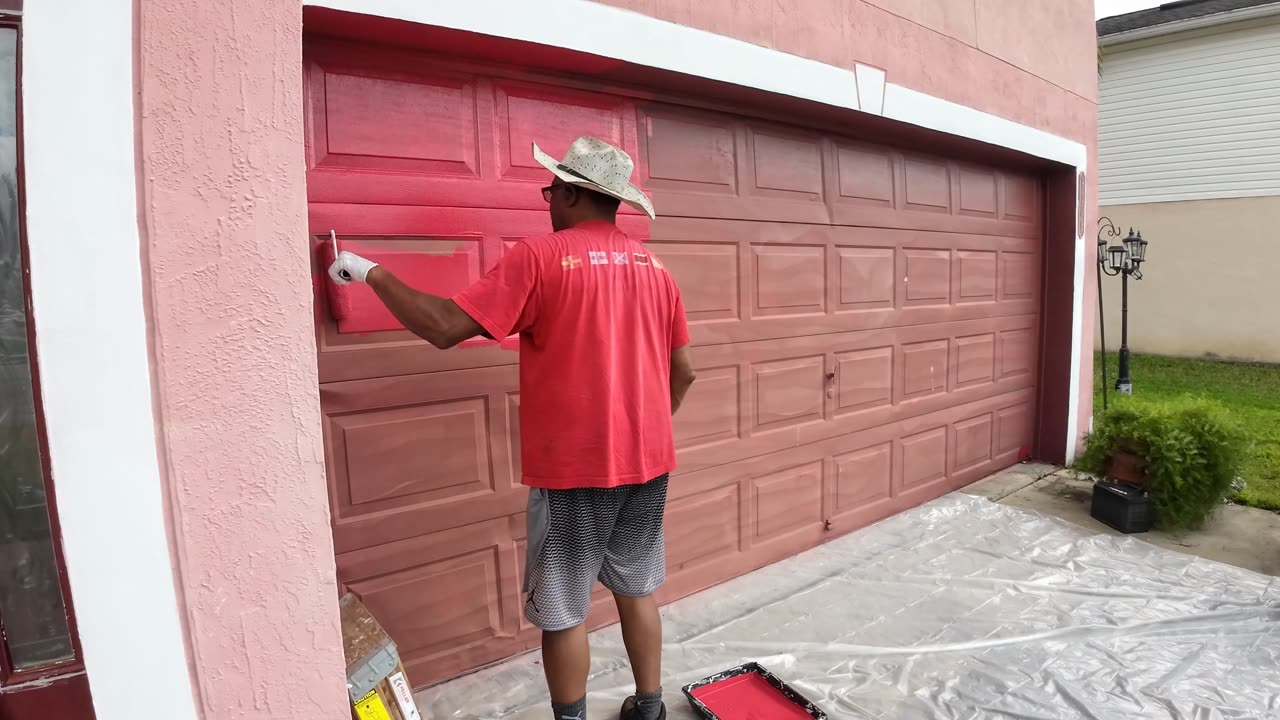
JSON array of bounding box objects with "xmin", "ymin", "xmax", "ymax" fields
[{"xmin": 22, "ymin": 3, "xmax": 200, "ymax": 719}]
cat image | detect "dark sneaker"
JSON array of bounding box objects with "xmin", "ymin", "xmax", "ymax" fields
[{"xmin": 620, "ymin": 695, "xmax": 667, "ymax": 720}]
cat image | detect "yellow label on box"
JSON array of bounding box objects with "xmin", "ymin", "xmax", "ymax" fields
[{"xmin": 354, "ymin": 689, "xmax": 394, "ymax": 720}]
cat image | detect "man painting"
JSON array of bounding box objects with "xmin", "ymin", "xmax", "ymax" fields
[{"xmin": 329, "ymin": 136, "xmax": 696, "ymax": 720}]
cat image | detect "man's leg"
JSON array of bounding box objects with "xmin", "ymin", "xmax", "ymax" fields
[
  {"xmin": 613, "ymin": 592, "xmax": 662, "ymax": 693},
  {"xmin": 600, "ymin": 475, "xmax": 670, "ymax": 719},
  {"xmin": 525, "ymin": 486, "xmax": 621, "ymax": 719},
  {"xmin": 541, "ymin": 623, "xmax": 591, "ymax": 707}
]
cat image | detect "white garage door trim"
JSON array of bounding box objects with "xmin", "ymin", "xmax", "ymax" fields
[{"xmin": 304, "ymin": 0, "xmax": 1091, "ymax": 459}]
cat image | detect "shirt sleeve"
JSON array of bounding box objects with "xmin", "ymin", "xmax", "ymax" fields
[
  {"xmin": 671, "ymin": 287, "xmax": 691, "ymax": 350},
  {"xmin": 452, "ymin": 241, "xmax": 541, "ymax": 340}
]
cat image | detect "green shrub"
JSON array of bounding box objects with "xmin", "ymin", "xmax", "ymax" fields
[{"xmin": 1077, "ymin": 398, "xmax": 1249, "ymax": 530}]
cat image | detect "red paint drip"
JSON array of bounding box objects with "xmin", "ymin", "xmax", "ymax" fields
[{"xmin": 690, "ymin": 674, "xmax": 812, "ymax": 720}]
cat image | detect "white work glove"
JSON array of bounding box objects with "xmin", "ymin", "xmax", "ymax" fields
[{"xmin": 328, "ymin": 251, "xmax": 378, "ymax": 285}]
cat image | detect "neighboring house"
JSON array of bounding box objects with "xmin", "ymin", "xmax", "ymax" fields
[
  {"xmin": 1098, "ymin": 0, "xmax": 1280, "ymax": 362},
  {"xmin": 9, "ymin": 2, "xmax": 1096, "ymax": 719}
]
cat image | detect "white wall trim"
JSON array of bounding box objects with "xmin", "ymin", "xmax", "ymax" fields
[
  {"xmin": 22, "ymin": 3, "xmax": 200, "ymax": 719},
  {"xmin": 304, "ymin": 0, "xmax": 1090, "ymax": 460}
]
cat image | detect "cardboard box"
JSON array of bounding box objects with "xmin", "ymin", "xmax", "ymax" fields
[{"xmin": 340, "ymin": 593, "xmax": 423, "ymax": 720}]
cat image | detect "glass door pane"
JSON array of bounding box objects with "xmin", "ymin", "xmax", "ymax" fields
[{"xmin": 0, "ymin": 26, "xmax": 74, "ymax": 671}]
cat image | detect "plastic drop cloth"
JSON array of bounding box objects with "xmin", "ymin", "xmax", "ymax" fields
[{"xmin": 417, "ymin": 493, "xmax": 1280, "ymax": 719}]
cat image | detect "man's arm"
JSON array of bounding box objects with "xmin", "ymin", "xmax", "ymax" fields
[
  {"xmin": 365, "ymin": 266, "xmax": 485, "ymax": 349},
  {"xmin": 669, "ymin": 344, "xmax": 696, "ymax": 415},
  {"xmin": 327, "ymin": 250, "xmax": 485, "ymax": 349}
]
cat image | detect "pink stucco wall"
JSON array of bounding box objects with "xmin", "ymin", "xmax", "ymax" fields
[
  {"xmin": 137, "ymin": 0, "xmax": 348, "ymax": 717},
  {"xmin": 135, "ymin": 0, "xmax": 1096, "ymax": 714}
]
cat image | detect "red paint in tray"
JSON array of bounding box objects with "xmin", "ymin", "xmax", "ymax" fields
[{"xmin": 690, "ymin": 673, "xmax": 814, "ymax": 720}]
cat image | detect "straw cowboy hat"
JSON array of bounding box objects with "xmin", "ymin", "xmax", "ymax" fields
[{"xmin": 532, "ymin": 136, "xmax": 656, "ymax": 219}]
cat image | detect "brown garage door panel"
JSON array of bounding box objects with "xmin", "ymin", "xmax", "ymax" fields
[
  {"xmin": 660, "ymin": 386, "xmax": 1037, "ymax": 602},
  {"xmin": 649, "ymin": 219, "xmax": 1040, "ymax": 347},
  {"xmin": 322, "ymin": 364, "xmax": 522, "ymax": 554},
  {"xmin": 673, "ymin": 314, "xmax": 1038, "ymax": 475},
  {"xmin": 637, "ymin": 104, "xmax": 1041, "ymax": 237}
]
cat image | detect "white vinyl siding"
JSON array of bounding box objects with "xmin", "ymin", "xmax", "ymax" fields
[{"xmin": 1099, "ymin": 19, "xmax": 1280, "ymax": 205}]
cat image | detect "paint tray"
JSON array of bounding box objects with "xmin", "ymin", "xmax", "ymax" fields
[{"xmin": 682, "ymin": 662, "xmax": 827, "ymax": 720}]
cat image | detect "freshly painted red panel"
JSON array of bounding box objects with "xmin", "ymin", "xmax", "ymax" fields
[
  {"xmin": 306, "ymin": 40, "xmax": 1045, "ymax": 688},
  {"xmin": 497, "ymin": 82, "xmax": 627, "ymax": 181},
  {"xmin": 320, "ymin": 71, "xmax": 479, "ymax": 176}
]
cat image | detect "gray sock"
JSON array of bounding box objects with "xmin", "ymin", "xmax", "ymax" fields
[
  {"xmin": 552, "ymin": 696, "xmax": 586, "ymax": 720},
  {"xmin": 636, "ymin": 688, "xmax": 663, "ymax": 720}
]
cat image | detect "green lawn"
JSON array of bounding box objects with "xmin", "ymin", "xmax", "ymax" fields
[{"xmin": 1092, "ymin": 353, "xmax": 1280, "ymax": 511}]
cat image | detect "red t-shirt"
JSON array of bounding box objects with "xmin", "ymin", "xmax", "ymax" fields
[{"xmin": 453, "ymin": 220, "xmax": 690, "ymax": 490}]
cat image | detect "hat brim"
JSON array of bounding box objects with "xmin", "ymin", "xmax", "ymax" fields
[{"xmin": 532, "ymin": 142, "xmax": 656, "ymax": 219}]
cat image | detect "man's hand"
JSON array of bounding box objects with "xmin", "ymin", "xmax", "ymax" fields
[{"xmin": 328, "ymin": 251, "xmax": 379, "ymax": 285}]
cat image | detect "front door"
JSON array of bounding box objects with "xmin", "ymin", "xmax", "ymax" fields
[{"xmin": 0, "ymin": 12, "xmax": 95, "ymax": 718}]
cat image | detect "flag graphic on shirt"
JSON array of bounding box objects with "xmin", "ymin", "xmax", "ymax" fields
[
  {"xmin": 561, "ymin": 255, "xmax": 582, "ymax": 270},
  {"xmin": 612, "ymin": 251, "xmax": 629, "ymax": 265},
  {"xmin": 589, "ymin": 251, "xmax": 608, "ymax": 265},
  {"xmin": 633, "ymin": 253, "xmax": 650, "ymax": 266}
]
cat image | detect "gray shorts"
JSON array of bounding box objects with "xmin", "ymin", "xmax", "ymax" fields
[{"xmin": 523, "ymin": 474, "xmax": 669, "ymax": 631}]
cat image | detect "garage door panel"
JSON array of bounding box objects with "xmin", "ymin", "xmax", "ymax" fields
[
  {"xmin": 336, "ymin": 516, "xmax": 526, "ymax": 685},
  {"xmin": 496, "ymin": 81, "xmax": 635, "ymax": 182},
  {"xmin": 750, "ymin": 243, "xmax": 827, "ymax": 317},
  {"xmin": 751, "ymin": 355, "xmax": 826, "ymax": 434},
  {"xmin": 637, "ymin": 106, "xmax": 738, "ymax": 196},
  {"xmin": 958, "ymin": 166, "xmax": 999, "ymax": 219},
  {"xmin": 673, "ymin": 365, "xmax": 741, "ymax": 452},
  {"xmin": 646, "ymin": 241, "xmax": 740, "ymax": 323},
  {"xmin": 639, "ymin": 101, "xmax": 1038, "ymax": 238},
  {"xmin": 322, "ymin": 367, "xmax": 522, "ymax": 553},
  {"xmin": 666, "ymin": 483, "xmax": 742, "ymax": 573},
  {"xmin": 835, "ymin": 246, "xmax": 896, "ymax": 312},
  {"xmin": 308, "ymin": 56, "xmax": 482, "ymax": 178}
]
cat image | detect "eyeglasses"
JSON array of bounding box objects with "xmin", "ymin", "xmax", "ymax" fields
[{"xmin": 541, "ymin": 184, "xmax": 571, "ymax": 203}]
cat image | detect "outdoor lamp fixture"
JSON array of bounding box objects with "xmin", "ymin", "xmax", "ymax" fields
[{"xmin": 1097, "ymin": 219, "xmax": 1149, "ymax": 401}]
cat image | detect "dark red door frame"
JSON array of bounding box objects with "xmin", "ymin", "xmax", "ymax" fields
[{"xmin": 0, "ymin": 7, "xmax": 96, "ymax": 718}]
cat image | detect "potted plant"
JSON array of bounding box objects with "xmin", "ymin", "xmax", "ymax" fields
[{"xmin": 1077, "ymin": 399, "xmax": 1248, "ymax": 530}]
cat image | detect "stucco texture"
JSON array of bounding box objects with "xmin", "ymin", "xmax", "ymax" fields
[
  {"xmin": 1097, "ymin": 196, "xmax": 1280, "ymax": 363},
  {"xmin": 138, "ymin": 0, "xmax": 348, "ymax": 717}
]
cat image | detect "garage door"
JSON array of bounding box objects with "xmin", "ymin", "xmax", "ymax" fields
[{"xmin": 305, "ymin": 41, "xmax": 1043, "ymax": 686}]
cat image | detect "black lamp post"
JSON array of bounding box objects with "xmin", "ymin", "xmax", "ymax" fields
[{"xmin": 1098, "ymin": 222, "xmax": 1149, "ymax": 396}]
